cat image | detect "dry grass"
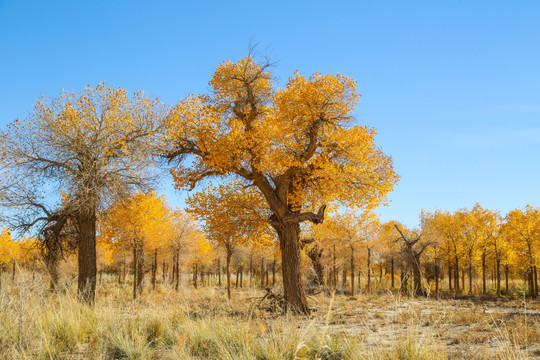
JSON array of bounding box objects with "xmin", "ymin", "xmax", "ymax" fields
[{"xmin": 0, "ymin": 271, "xmax": 539, "ymax": 359}]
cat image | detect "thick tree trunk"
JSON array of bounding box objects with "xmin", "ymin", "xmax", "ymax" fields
[
  {"xmin": 276, "ymin": 223, "xmax": 310, "ymax": 314},
  {"xmin": 46, "ymin": 256, "xmax": 60, "ymax": 291},
  {"xmin": 411, "ymin": 253, "xmax": 423, "ymax": 297},
  {"xmin": 78, "ymin": 212, "xmax": 97, "ymax": 304}
]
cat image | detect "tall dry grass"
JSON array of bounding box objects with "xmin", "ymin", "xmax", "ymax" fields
[{"xmin": 0, "ymin": 270, "xmax": 538, "ymax": 359}]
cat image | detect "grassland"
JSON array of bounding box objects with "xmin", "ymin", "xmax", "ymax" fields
[{"xmin": 0, "ymin": 271, "xmax": 539, "ymax": 359}]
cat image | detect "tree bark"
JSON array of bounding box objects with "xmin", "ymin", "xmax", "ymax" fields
[
  {"xmin": 434, "ymin": 263, "xmax": 439, "ymax": 297},
  {"xmin": 152, "ymin": 249, "xmax": 157, "ymax": 291},
  {"xmin": 136, "ymin": 246, "xmax": 144, "ymax": 295},
  {"xmin": 175, "ymin": 249, "xmax": 180, "ymax": 291},
  {"xmin": 226, "ymin": 246, "xmax": 232, "ymax": 299},
  {"xmin": 77, "ymin": 211, "xmax": 97, "ymax": 304},
  {"xmin": 468, "ymin": 251, "xmax": 473, "ymax": 295},
  {"xmin": 367, "ymin": 248, "xmax": 371, "ymax": 293},
  {"xmin": 272, "ymin": 258, "xmax": 276, "ymax": 287},
  {"xmin": 505, "ymin": 264, "xmax": 509, "ymax": 295},
  {"xmin": 218, "ymin": 257, "xmax": 222, "ymax": 287},
  {"xmin": 260, "ymin": 256, "xmax": 265, "ymax": 289},
  {"xmin": 132, "ymin": 246, "xmax": 138, "ymax": 300},
  {"xmin": 194, "ymin": 264, "xmax": 198, "ymax": 289},
  {"xmin": 496, "ymin": 258, "xmax": 501, "ymax": 296},
  {"xmin": 350, "ymin": 247, "xmax": 355, "ymax": 296},
  {"xmin": 46, "ymin": 255, "xmax": 60, "ymax": 291},
  {"xmin": 448, "ymin": 264, "xmax": 452, "ymax": 291},
  {"xmin": 276, "ymin": 222, "xmax": 310, "ymax": 314},
  {"xmin": 391, "ymin": 257, "xmax": 395, "ymax": 289},
  {"xmin": 482, "ymin": 252, "xmax": 486, "ymax": 295}
]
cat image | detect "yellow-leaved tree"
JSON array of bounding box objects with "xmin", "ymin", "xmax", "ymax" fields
[
  {"xmin": 161, "ymin": 55, "xmax": 398, "ymax": 313},
  {"xmin": 187, "ymin": 181, "xmax": 271, "ymax": 299},
  {"xmin": 100, "ymin": 191, "xmax": 171, "ymax": 299}
]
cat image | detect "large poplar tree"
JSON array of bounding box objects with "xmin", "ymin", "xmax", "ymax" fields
[{"xmin": 161, "ymin": 56, "xmax": 398, "ymax": 313}]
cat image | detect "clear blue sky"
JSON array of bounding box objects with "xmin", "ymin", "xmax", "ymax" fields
[{"xmin": 1, "ymin": 0, "xmax": 539, "ymax": 228}]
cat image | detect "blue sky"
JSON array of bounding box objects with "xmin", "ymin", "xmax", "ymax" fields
[{"xmin": 1, "ymin": 0, "xmax": 539, "ymax": 227}]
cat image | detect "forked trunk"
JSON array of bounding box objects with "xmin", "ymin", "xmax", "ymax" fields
[
  {"xmin": 277, "ymin": 222, "xmax": 310, "ymax": 314},
  {"xmin": 78, "ymin": 212, "xmax": 97, "ymax": 304}
]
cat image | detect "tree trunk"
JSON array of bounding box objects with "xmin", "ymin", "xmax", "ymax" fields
[
  {"xmin": 468, "ymin": 252, "xmax": 473, "ymax": 295},
  {"xmin": 249, "ymin": 251, "xmax": 254, "ymax": 288},
  {"xmin": 77, "ymin": 211, "xmax": 97, "ymax": 304},
  {"xmin": 152, "ymin": 249, "xmax": 157, "ymax": 291},
  {"xmin": 194, "ymin": 264, "xmax": 198, "ymax": 289},
  {"xmin": 132, "ymin": 246, "xmax": 138, "ymax": 300},
  {"xmin": 412, "ymin": 252, "xmax": 423, "ymax": 297},
  {"xmin": 218, "ymin": 257, "xmax": 222, "ymax": 287},
  {"xmin": 534, "ymin": 266, "xmax": 538, "ymax": 298},
  {"xmin": 434, "ymin": 263, "xmax": 439, "ymax": 297},
  {"xmin": 391, "ymin": 257, "xmax": 395, "ymax": 289},
  {"xmin": 175, "ymin": 249, "xmax": 180, "ymax": 291},
  {"xmin": 332, "ymin": 245, "xmax": 337, "ymax": 291},
  {"xmin": 505, "ymin": 264, "xmax": 509, "ymax": 295},
  {"xmin": 162, "ymin": 261, "xmax": 166, "ymax": 283},
  {"xmin": 260, "ymin": 257, "xmax": 265, "ymax": 289},
  {"xmin": 11, "ymin": 260, "xmax": 15, "ymax": 282},
  {"xmin": 454, "ymin": 259, "xmax": 459, "ymax": 293},
  {"xmin": 276, "ymin": 223, "xmax": 310, "ymax": 314},
  {"xmin": 448, "ymin": 264, "xmax": 452, "ymax": 291},
  {"xmin": 272, "ymin": 258, "xmax": 276, "ymax": 287},
  {"xmin": 482, "ymin": 252, "xmax": 486, "ymax": 295},
  {"xmin": 350, "ymin": 248, "xmax": 355, "ymax": 296},
  {"xmin": 240, "ymin": 266, "xmax": 243, "ymax": 287},
  {"xmin": 171, "ymin": 253, "xmax": 176, "ymax": 285},
  {"xmin": 235, "ymin": 267, "xmax": 239, "ymax": 288},
  {"xmin": 46, "ymin": 255, "xmax": 60, "ymax": 291},
  {"xmin": 367, "ymin": 248, "xmax": 371, "ymax": 293},
  {"xmin": 137, "ymin": 246, "xmax": 144, "ymax": 295},
  {"xmin": 226, "ymin": 246, "xmax": 232, "ymax": 299},
  {"xmin": 496, "ymin": 258, "xmax": 501, "ymax": 296}
]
